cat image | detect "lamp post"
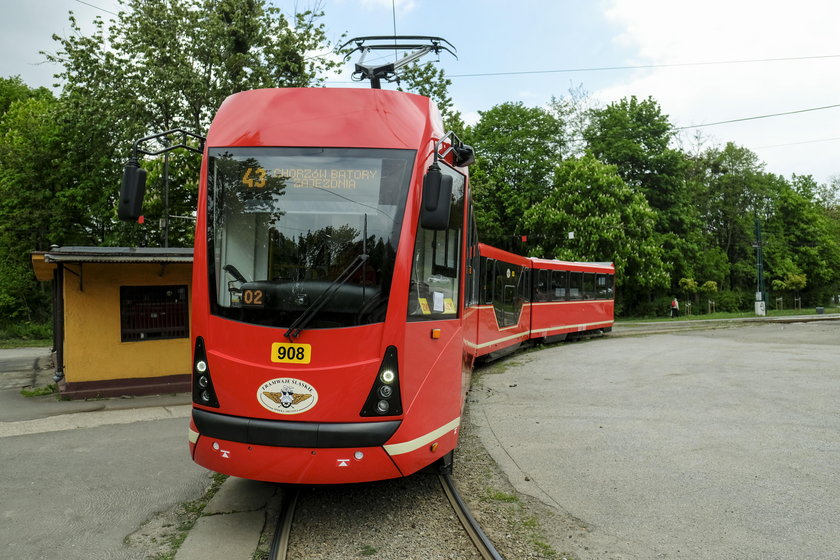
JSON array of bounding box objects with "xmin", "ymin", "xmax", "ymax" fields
[{"xmin": 754, "ymin": 217, "xmax": 766, "ymax": 316}]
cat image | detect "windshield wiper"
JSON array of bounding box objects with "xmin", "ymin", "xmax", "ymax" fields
[{"xmin": 284, "ymin": 253, "xmax": 369, "ymax": 341}]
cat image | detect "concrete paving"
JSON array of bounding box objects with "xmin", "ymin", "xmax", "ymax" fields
[
  {"xmin": 176, "ymin": 477, "xmax": 278, "ymax": 560},
  {"xmin": 472, "ymin": 319, "xmax": 840, "ymax": 559}
]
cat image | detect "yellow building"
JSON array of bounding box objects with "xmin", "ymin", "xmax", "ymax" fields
[{"xmin": 32, "ymin": 247, "xmax": 193, "ymax": 399}]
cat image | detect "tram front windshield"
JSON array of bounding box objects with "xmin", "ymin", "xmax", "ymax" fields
[{"xmin": 207, "ymin": 147, "xmax": 414, "ymax": 329}]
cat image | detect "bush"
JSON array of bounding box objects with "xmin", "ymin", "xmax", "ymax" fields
[
  {"xmin": 0, "ymin": 321, "xmax": 52, "ymax": 341},
  {"xmin": 714, "ymin": 290, "xmax": 750, "ymax": 312},
  {"xmin": 630, "ymin": 295, "xmax": 674, "ymax": 318}
]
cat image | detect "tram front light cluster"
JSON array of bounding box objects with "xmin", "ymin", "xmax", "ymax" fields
[
  {"xmin": 360, "ymin": 346, "xmax": 402, "ymax": 417},
  {"xmin": 192, "ymin": 337, "xmax": 219, "ymax": 408}
]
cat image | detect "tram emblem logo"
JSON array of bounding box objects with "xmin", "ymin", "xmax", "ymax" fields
[{"xmin": 257, "ymin": 377, "xmax": 318, "ymax": 415}]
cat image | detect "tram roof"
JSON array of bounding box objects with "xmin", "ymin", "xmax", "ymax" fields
[{"xmin": 207, "ymin": 87, "xmax": 443, "ymax": 151}]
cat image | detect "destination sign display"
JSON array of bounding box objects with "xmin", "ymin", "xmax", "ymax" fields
[{"xmin": 242, "ymin": 164, "xmax": 380, "ymax": 191}]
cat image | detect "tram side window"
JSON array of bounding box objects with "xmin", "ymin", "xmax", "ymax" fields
[
  {"xmin": 535, "ymin": 269, "xmax": 550, "ymax": 301},
  {"xmin": 482, "ymin": 257, "xmax": 495, "ymax": 305},
  {"xmin": 493, "ymin": 260, "xmax": 523, "ymax": 327},
  {"xmin": 583, "ymin": 272, "xmax": 596, "ymax": 300},
  {"xmin": 597, "ymin": 273, "xmax": 614, "ymax": 299},
  {"xmin": 568, "ymin": 272, "xmax": 583, "ymax": 300},
  {"xmin": 465, "ymin": 208, "xmax": 480, "ymax": 307},
  {"xmin": 520, "ymin": 268, "xmax": 531, "ymax": 303},
  {"xmin": 408, "ymin": 165, "xmax": 465, "ymax": 320},
  {"xmin": 551, "ymin": 270, "xmax": 568, "ymax": 301}
]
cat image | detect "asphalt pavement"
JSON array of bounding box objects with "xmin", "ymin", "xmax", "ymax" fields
[{"xmin": 472, "ymin": 316, "xmax": 840, "ymax": 559}]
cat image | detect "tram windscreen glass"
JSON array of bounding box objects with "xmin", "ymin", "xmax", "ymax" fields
[{"xmin": 207, "ymin": 147, "xmax": 415, "ymax": 328}]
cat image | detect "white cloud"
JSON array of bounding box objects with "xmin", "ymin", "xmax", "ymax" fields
[
  {"xmin": 461, "ymin": 110, "xmax": 480, "ymax": 126},
  {"xmin": 595, "ymin": 0, "xmax": 840, "ymax": 181}
]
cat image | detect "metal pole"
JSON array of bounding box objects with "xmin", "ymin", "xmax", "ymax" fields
[
  {"xmin": 163, "ymin": 144, "xmax": 170, "ymax": 248},
  {"xmin": 755, "ymin": 218, "xmax": 765, "ymax": 302}
]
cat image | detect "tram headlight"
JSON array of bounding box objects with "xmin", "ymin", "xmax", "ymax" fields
[
  {"xmin": 192, "ymin": 337, "xmax": 220, "ymax": 408},
  {"xmin": 360, "ymin": 346, "xmax": 402, "ymax": 417}
]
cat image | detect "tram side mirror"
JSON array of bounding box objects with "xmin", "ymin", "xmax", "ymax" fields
[
  {"xmin": 453, "ymin": 144, "xmax": 475, "ymax": 167},
  {"xmin": 118, "ymin": 160, "xmax": 148, "ymax": 221},
  {"xmin": 420, "ymin": 165, "xmax": 452, "ymax": 230}
]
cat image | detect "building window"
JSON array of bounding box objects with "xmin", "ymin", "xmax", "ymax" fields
[{"xmin": 120, "ymin": 285, "xmax": 189, "ymax": 342}]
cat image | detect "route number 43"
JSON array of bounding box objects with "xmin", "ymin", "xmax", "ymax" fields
[{"xmin": 242, "ymin": 167, "xmax": 267, "ymax": 188}]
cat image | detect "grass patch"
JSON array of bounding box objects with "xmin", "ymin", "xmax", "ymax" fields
[
  {"xmin": 486, "ymin": 489, "xmax": 520, "ymax": 504},
  {"xmin": 617, "ymin": 306, "xmax": 840, "ymax": 324},
  {"xmin": 20, "ymin": 384, "xmax": 57, "ymax": 398},
  {"xmin": 0, "ymin": 338, "xmax": 51, "ymax": 349},
  {"xmin": 127, "ymin": 472, "xmax": 229, "ymax": 560},
  {"xmin": 157, "ymin": 472, "xmax": 228, "ymax": 559}
]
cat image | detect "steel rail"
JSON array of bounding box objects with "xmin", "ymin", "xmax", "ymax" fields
[
  {"xmin": 268, "ymin": 487, "xmax": 300, "ymax": 560},
  {"xmin": 438, "ymin": 473, "xmax": 505, "ymax": 560}
]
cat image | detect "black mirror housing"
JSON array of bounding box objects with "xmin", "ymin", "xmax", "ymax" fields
[
  {"xmin": 419, "ymin": 165, "xmax": 453, "ymax": 230},
  {"xmin": 454, "ymin": 144, "xmax": 475, "ymax": 167},
  {"xmin": 118, "ymin": 161, "xmax": 147, "ymax": 221}
]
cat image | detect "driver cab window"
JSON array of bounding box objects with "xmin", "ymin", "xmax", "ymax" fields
[{"xmin": 408, "ymin": 164, "xmax": 465, "ymax": 319}]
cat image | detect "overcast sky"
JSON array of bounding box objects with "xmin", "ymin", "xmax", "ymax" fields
[{"xmin": 3, "ymin": 0, "xmax": 840, "ymax": 184}]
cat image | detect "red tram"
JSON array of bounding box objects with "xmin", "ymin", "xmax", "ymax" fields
[{"xmin": 119, "ymin": 80, "xmax": 614, "ymax": 484}]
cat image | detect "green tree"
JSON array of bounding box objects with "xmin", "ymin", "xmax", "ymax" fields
[
  {"xmin": 522, "ymin": 154, "xmax": 668, "ymax": 314},
  {"xmin": 678, "ymin": 277, "xmax": 698, "ymax": 308},
  {"xmin": 0, "ymin": 2, "xmax": 338, "ymax": 324},
  {"xmin": 583, "ymin": 96, "xmax": 698, "ymax": 290},
  {"xmin": 690, "ymin": 142, "xmax": 774, "ymax": 292},
  {"xmin": 0, "ymin": 92, "xmax": 68, "ymax": 321},
  {"xmin": 0, "ymin": 76, "xmax": 52, "ymax": 116},
  {"xmin": 464, "ymin": 102, "xmax": 565, "ymax": 250},
  {"xmin": 44, "ymin": 0, "xmax": 338, "ymax": 248},
  {"xmin": 548, "ymin": 84, "xmax": 601, "ymax": 158},
  {"xmin": 764, "ymin": 174, "xmax": 840, "ymax": 304}
]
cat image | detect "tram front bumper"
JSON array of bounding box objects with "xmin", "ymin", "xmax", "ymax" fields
[{"xmin": 189, "ymin": 409, "xmax": 404, "ymax": 484}]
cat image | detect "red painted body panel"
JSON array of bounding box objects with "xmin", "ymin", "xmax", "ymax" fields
[
  {"xmin": 477, "ymin": 243, "xmax": 531, "ymax": 267},
  {"xmin": 527, "ymin": 258, "xmax": 615, "ymax": 338},
  {"xmin": 207, "ymin": 88, "xmax": 441, "ymax": 150},
  {"xmin": 530, "ymin": 300, "xmax": 614, "ymax": 338},
  {"xmin": 196, "ymin": 319, "xmax": 384, "ymax": 421},
  {"xmin": 193, "ymin": 437, "xmax": 403, "ymax": 484},
  {"xmin": 470, "ymin": 305, "xmax": 531, "ymax": 357},
  {"xmin": 386, "ymin": 320, "xmax": 464, "ymax": 474}
]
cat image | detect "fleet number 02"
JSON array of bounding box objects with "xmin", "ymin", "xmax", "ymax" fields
[{"xmin": 271, "ymin": 343, "xmax": 312, "ymax": 364}]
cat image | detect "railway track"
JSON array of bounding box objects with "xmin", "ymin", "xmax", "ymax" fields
[
  {"xmin": 438, "ymin": 473, "xmax": 505, "ymax": 560},
  {"xmin": 268, "ymin": 474, "xmax": 504, "ymax": 560}
]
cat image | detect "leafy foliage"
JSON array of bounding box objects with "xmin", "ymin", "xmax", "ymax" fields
[
  {"xmin": 522, "ymin": 154, "xmax": 668, "ymax": 312},
  {"xmin": 464, "ymin": 102, "xmax": 565, "ymax": 251},
  {"xmin": 0, "ymin": 1, "xmax": 336, "ymax": 323}
]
